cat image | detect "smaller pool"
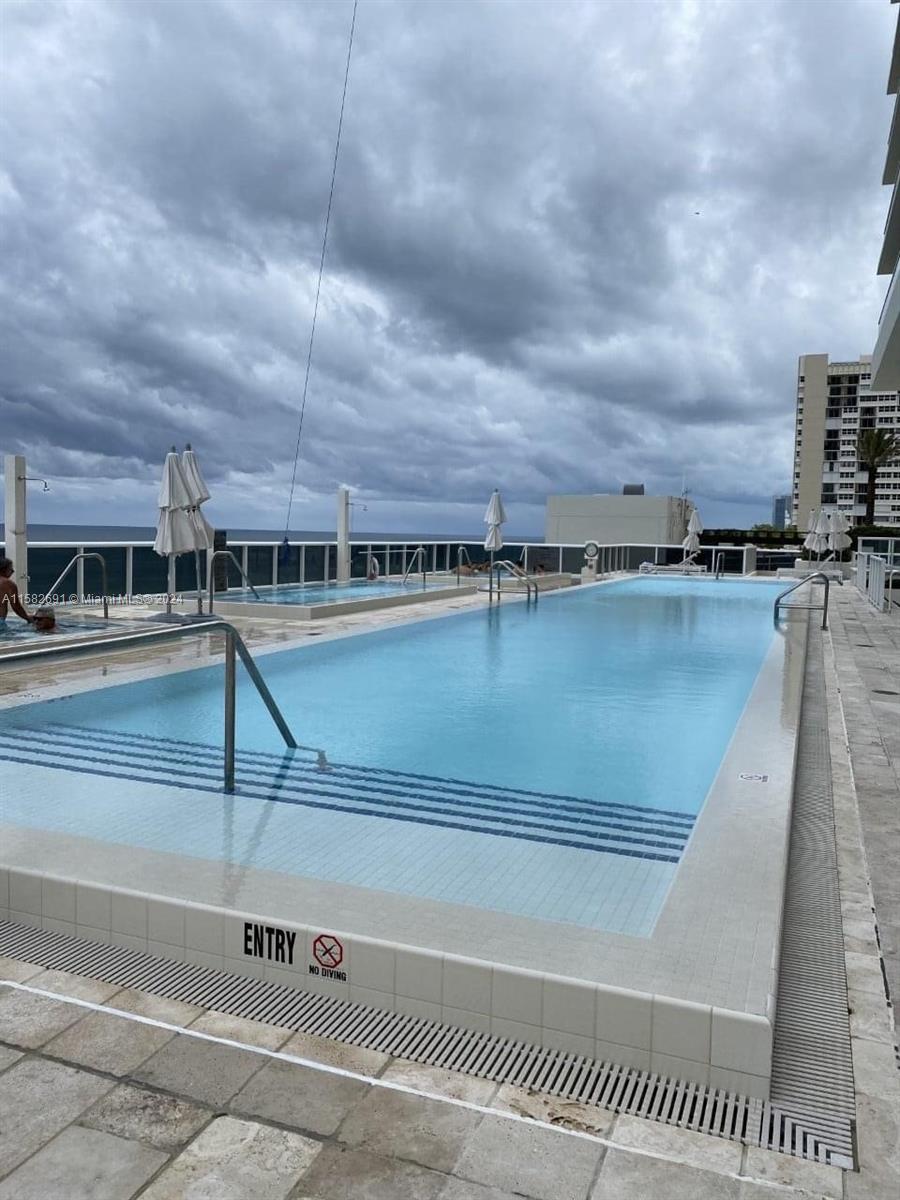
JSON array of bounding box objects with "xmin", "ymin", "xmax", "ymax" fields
[{"xmin": 228, "ymin": 579, "xmax": 456, "ymax": 606}]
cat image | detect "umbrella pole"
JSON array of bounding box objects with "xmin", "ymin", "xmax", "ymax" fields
[
  {"xmin": 166, "ymin": 554, "xmax": 173, "ymax": 615},
  {"xmin": 194, "ymin": 549, "xmax": 203, "ymax": 614},
  {"xmin": 490, "ymin": 550, "xmax": 494, "ymax": 602}
]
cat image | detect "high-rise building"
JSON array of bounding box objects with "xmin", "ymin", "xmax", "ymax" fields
[
  {"xmin": 871, "ymin": 6, "xmax": 900, "ymax": 388},
  {"xmin": 793, "ymin": 353, "xmax": 900, "ymax": 528},
  {"xmin": 771, "ymin": 494, "xmax": 791, "ymax": 529}
]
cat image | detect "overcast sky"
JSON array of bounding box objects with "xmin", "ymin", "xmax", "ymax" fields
[{"xmin": 1, "ymin": 0, "xmax": 896, "ymax": 535}]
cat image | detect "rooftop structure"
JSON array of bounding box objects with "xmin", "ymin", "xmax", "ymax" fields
[{"xmin": 544, "ymin": 493, "xmax": 693, "ymax": 546}]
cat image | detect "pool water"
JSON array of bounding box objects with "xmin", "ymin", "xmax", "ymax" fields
[
  {"xmin": 0, "ymin": 578, "xmax": 784, "ymax": 933},
  {"xmin": 229, "ymin": 579, "xmax": 454, "ymax": 605}
]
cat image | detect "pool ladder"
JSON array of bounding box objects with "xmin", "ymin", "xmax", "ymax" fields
[
  {"xmin": 207, "ymin": 549, "xmax": 262, "ymax": 613},
  {"xmin": 402, "ymin": 546, "xmax": 428, "ymax": 585},
  {"xmin": 39, "ymin": 552, "xmax": 110, "ymax": 618},
  {"xmin": 0, "ymin": 617, "xmax": 309, "ymax": 792},
  {"xmin": 456, "ymin": 545, "xmax": 473, "ymax": 584},
  {"xmin": 488, "ymin": 560, "xmax": 538, "ymax": 604},
  {"xmin": 773, "ymin": 571, "xmax": 838, "ymax": 631}
]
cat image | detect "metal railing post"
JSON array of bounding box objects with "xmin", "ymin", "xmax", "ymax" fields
[
  {"xmin": 39, "ymin": 552, "xmax": 109, "ymax": 619},
  {"xmin": 224, "ymin": 627, "xmax": 236, "ymax": 792},
  {"xmin": 773, "ymin": 571, "xmax": 834, "ymax": 630},
  {"xmin": 207, "ymin": 550, "xmax": 262, "ymax": 613}
]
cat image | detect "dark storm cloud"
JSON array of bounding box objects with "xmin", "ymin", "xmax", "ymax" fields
[{"xmin": 0, "ymin": 0, "xmax": 894, "ymax": 529}]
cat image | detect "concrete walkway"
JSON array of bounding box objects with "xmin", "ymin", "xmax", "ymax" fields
[{"xmin": 827, "ymin": 586, "xmax": 900, "ymax": 1009}]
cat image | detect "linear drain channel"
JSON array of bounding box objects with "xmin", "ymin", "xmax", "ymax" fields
[{"xmin": 0, "ymin": 919, "xmax": 853, "ymax": 1167}]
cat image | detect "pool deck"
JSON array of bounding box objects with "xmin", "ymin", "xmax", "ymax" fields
[{"xmin": 1, "ymin": 580, "xmax": 898, "ymax": 1197}]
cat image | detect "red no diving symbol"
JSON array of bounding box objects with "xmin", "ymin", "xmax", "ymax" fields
[{"xmin": 313, "ymin": 933, "xmax": 343, "ymax": 969}]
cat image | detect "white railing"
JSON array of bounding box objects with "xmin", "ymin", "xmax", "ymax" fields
[
  {"xmin": 855, "ymin": 552, "xmax": 869, "ymax": 594},
  {"xmin": 2, "ymin": 536, "xmax": 805, "ymax": 604},
  {"xmin": 867, "ymin": 554, "xmax": 887, "ymax": 612}
]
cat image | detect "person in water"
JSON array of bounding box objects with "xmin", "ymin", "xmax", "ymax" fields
[
  {"xmin": 0, "ymin": 557, "xmax": 34, "ymax": 628},
  {"xmin": 32, "ymin": 606, "xmax": 58, "ymax": 633}
]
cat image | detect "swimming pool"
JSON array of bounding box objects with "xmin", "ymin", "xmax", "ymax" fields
[
  {"xmin": 1, "ymin": 578, "xmax": 783, "ymax": 935},
  {"xmin": 229, "ymin": 579, "xmax": 455, "ymax": 605}
]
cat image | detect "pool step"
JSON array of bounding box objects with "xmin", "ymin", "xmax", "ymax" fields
[{"xmin": 0, "ymin": 722, "xmax": 695, "ymax": 863}]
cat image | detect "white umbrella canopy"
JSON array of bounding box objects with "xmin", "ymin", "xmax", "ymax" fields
[
  {"xmin": 484, "ymin": 489, "xmax": 507, "ymax": 598},
  {"xmin": 828, "ymin": 509, "xmax": 852, "ymax": 553},
  {"xmin": 484, "ymin": 489, "xmax": 507, "ymax": 528},
  {"xmin": 803, "ymin": 509, "xmax": 830, "ymax": 558},
  {"xmin": 484, "ymin": 523, "xmax": 504, "ymax": 552},
  {"xmin": 153, "ymin": 507, "xmax": 198, "ymax": 557},
  {"xmin": 484, "ymin": 488, "xmax": 507, "ymax": 553},
  {"xmin": 156, "ymin": 449, "xmax": 193, "ymax": 513},
  {"xmin": 682, "ymin": 507, "xmax": 703, "ymax": 557},
  {"xmin": 181, "ymin": 446, "xmax": 211, "ymax": 507},
  {"xmin": 682, "ymin": 530, "xmax": 701, "ymax": 556}
]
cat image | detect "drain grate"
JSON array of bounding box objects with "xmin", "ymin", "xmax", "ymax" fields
[
  {"xmin": 0, "ymin": 916, "xmax": 852, "ymax": 1167},
  {"xmin": 769, "ymin": 625, "xmax": 856, "ymax": 1165}
]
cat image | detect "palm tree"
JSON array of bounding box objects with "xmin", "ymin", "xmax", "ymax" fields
[{"xmin": 856, "ymin": 428, "xmax": 900, "ymax": 526}]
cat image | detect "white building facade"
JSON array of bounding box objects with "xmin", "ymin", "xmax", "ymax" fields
[
  {"xmin": 793, "ymin": 353, "xmax": 900, "ymax": 528},
  {"xmin": 545, "ymin": 494, "xmax": 693, "ymax": 546}
]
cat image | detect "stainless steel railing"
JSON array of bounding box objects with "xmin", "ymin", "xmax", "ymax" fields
[
  {"xmin": 0, "ymin": 617, "xmax": 304, "ymax": 791},
  {"xmin": 714, "ymin": 552, "xmax": 725, "ymax": 580},
  {"xmin": 208, "ymin": 549, "xmax": 262, "ymax": 613},
  {"xmin": 773, "ymin": 572, "xmax": 838, "ymax": 630},
  {"xmin": 402, "ymin": 546, "xmax": 427, "ymax": 585},
  {"xmin": 488, "ymin": 560, "xmax": 538, "ymax": 603},
  {"xmin": 39, "ymin": 552, "xmax": 110, "ymax": 619},
  {"xmin": 456, "ymin": 545, "xmax": 473, "ymax": 586}
]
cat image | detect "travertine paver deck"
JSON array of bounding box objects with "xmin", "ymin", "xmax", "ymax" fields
[
  {"xmin": 0, "ymin": 579, "xmax": 897, "ymax": 1197},
  {"xmin": 827, "ymin": 586, "xmax": 900, "ymax": 1008}
]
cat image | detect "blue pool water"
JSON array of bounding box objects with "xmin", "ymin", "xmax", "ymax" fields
[
  {"xmin": 1, "ymin": 578, "xmax": 784, "ymax": 932},
  {"xmin": 230, "ymin": 579, "xmax": 454, "ymax": 605}
]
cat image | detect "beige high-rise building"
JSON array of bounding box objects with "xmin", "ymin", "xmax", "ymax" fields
[{"xmin": 793, "ymin": 353, "xmax": 900, "ymax": 528}]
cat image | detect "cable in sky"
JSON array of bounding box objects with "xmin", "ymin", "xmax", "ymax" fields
[{"xmin": 283, "ymin": 0, "xmax": 358, "ymax": 541}]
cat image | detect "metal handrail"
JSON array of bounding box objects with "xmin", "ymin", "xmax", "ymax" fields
[
  {"xmin": 39, "ymin": 552, "xmax": 109, "ymax": 619},
  {"xmin": 774, "ymin": 572, "xmax": 838, "ymax": 630},
  {"xmin": 489, "ymin": 560, "xmax": 538, "ymax": 603},
  {"xmin": 402, "ymin": 546, "xmax": 427, "ymax": 585},
  {"xmin": 208, "ymin": 550, "xmax": 262, "ymax": 613},
  {"xmin": 456, "ymin": 545, "xmax": 473, "ymax": 585},
  {"xmin": 0, "ymin": 616, "xmax": 306, "ymax": 792},
  {"xmin": 714, "ymin": 552, "xmax": 725, "ymax": 580}
]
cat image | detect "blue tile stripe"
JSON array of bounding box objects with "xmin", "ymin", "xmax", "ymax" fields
[
  {"xmin": 0, "ymin": 732, "xmax": 689, "ymax": 854},
  {"xmin": 33, "ymin": 721, "xmax": 697, "ymax": 825},
  {"xmin": 0, "ymin": 724, "xmax": 695, "ymax": 864},
  {"xmin": 3, "ymin": 727, "xmax": 691, "ymax": 842}
]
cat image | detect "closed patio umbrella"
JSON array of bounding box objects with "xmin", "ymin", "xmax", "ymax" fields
[
  {"xmin": 681, "ymin": 508, "xmax": 703, "ymax": 562},
  {"xmin": 153, "ymin": 448, "xmax": 196, "ymax": 613},
  {"xmin": 181, "ymin": 445, "xmax": 214, "ymax": 612},
  {"xmin": 828, "ymin": 509, "xmax": 852, "ymax": 555},
  {"xmin": 484, "ymin": 489, "xmax": 507, "ymax": 600},
  {"xmin": 803, "ymin": 509, "xmax": 830, "ymax": 562}
]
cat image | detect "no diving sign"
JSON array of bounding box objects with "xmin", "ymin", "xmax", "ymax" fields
[
  {"xmin": 739, "ymin": 772, "xmax": 769, "ymax": 783},
  {"xmin": 309, "ymin": 933, "xmax": 347, "ymax": 982}
]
